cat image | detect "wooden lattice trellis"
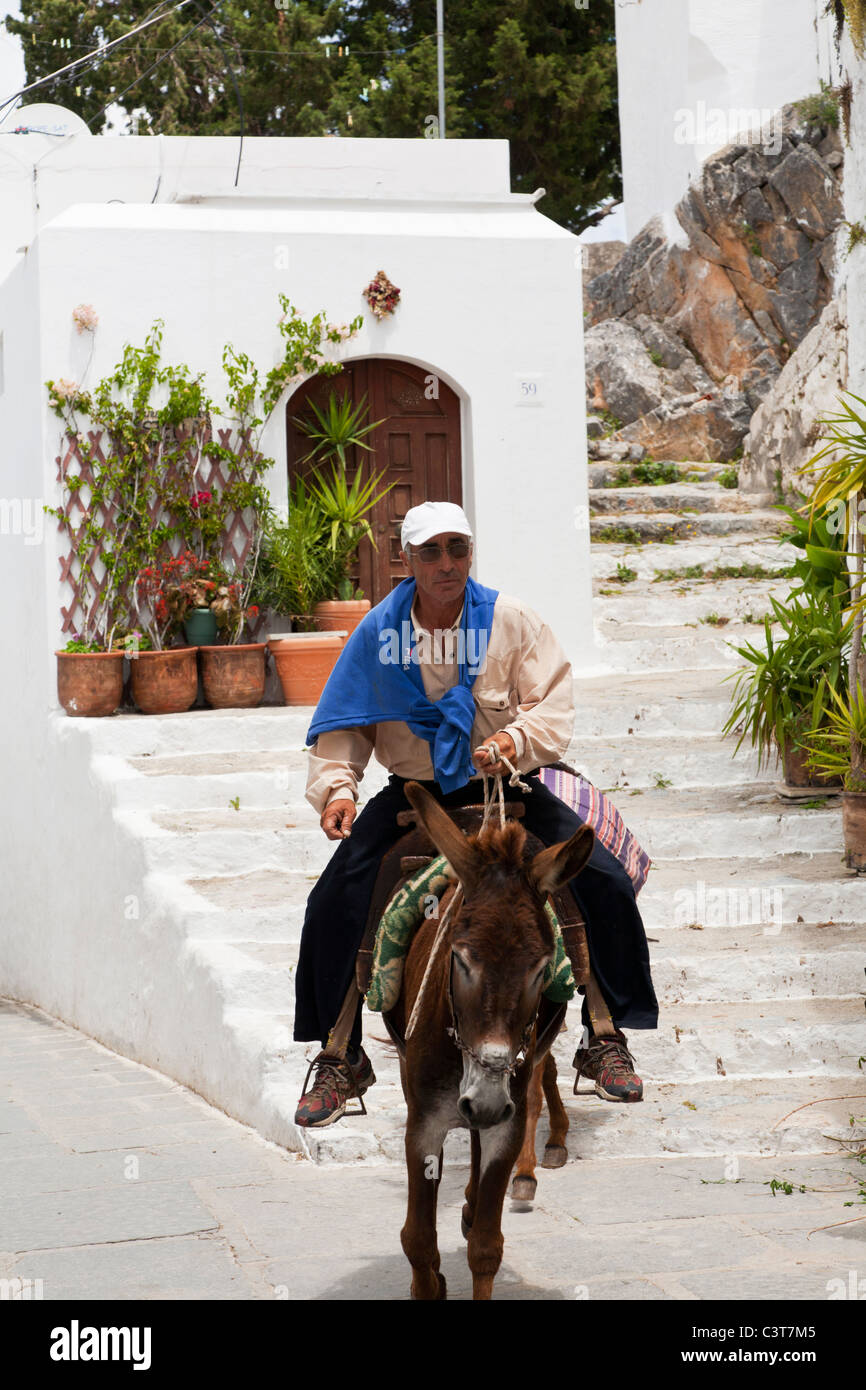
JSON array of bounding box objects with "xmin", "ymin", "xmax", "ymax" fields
[{"xmin": 55, "ymin": 421, "xmax": 267, "ymax": 641}]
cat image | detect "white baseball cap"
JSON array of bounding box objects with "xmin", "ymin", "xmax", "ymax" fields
[{"xmin": 401, "ymin": 501, "xmax": 473, "ymax": 549}]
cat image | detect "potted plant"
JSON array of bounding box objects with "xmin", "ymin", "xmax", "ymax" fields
[
  {"xmin": 722, "ymin": 587, "xmax": 852, "ymax": 787},
  {"xmin": 130, "ymin": 555, "xmax": 200, "ymax": 714},
  {"xmin": 56, "ymin": 635, "xmax": 126, "ymax": 718},
  {"xmin": 48, "ymin": 298, "xmax": 363, "ymax": 718},
  {"xmin": 198, "ymin": 574, "xmax": 266, "ymax": 710},
  {"xmin": 253, "ymin": 479, "xmax": 348, "ymax": 704},
  {"xmin": 796, "ymin": 392, "xmax": 866, "ymax": 864},
  {"xmin": 291, "ymin": 391, "xmax": 391, "ymax": 634}
]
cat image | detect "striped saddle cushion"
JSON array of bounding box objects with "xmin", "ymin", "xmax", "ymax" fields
[{"xmin": 537, "ymin": 763, "xmax": 651, "ymax": 894}]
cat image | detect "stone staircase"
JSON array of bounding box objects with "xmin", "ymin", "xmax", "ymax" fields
[
  {"xmin": 66, "ymin": 480, "xmax": 865, "ymax": 1168},
  {"xmin": 589, "ymin": 459, "xmax": 788, "ymax": 544}
]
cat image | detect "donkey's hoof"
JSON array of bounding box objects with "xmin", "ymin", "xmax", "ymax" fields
[
  {"xmin": 542, "ymin": 1143, "xmax": 568, "ymax": 1169},
  {"xmin": 461, "ymin": 1205, "xmax": 473, "ymax": 1239},
  {"xmin": 436, "ymin": 1272, "xmax": 447, "ymax": 1300},
  {"xmin": 511, "ymin": 1175, "xmax": 537, "ymax": 1202}
]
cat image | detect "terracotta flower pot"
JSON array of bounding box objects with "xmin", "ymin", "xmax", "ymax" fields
[
  {"xmin": 130, "ymin": 647, "xmax": 198, "ymax": 715},
  {"xmin": 268, "ymin": 631, "xmax": 346, "ymax": 705},
  {"xmin": 200, "ymin": 644, "xmax": 266, "ymax": 709},
  {"xmin": 782, "ymin": 741, "xmax": 843, "ymax": 789},
  {"xmin": 56, "ymin": 650, "xmax": 125, "ymax": 717},
  {"xmin": 313, "ymin": 599, "xmax": 371, "ymax": 636},
  {"xmin": 842, "ymin": 790, "xmax": 866, "ymax": 873}
]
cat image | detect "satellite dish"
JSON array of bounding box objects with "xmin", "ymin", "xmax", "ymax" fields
[{"xmin": 0, "ymin": 103, "xmax": 91, "ymax": 137}]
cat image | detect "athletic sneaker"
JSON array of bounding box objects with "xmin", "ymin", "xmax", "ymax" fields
[
  {"xmin": 572, "ymin": 1029, "xmax": 643, "ymax": 1102},
  {"xmin": 294, "ymin": 1049, "xmax": 376, "ymax": 1128}
]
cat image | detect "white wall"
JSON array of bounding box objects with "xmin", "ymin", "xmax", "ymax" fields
[
  {"xmin": 841, "ymin": 33, "xmax": 866, "ymax": 398},
  {"xmin": 27, "ymin": 188, "xmax": 591, "ymax": 664},
  {"xmin": 616, "ymin": 0, "xmax": 838, "ymax": 240}
]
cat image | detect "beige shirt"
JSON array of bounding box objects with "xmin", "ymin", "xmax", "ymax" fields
[{"xmin": 305, "ymin": 591, "xmax": 575, "ymax": 815}]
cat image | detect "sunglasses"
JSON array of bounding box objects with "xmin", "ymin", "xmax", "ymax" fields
[{"xmin": 409, "ymin": 538, "xmax": 472, "ymax": 564}]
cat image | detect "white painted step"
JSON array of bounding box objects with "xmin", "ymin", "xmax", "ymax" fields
[
  {"xmin": 591, "ymin": 533, "xmax": 790, "ymax": 581},
  {"xmin": 640, "ymin": 852, "xmax": 864, "ymax": 929}
]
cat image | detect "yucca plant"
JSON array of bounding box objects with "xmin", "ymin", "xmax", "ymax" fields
[
  {"xmin": 722, "ymin": 588, "xmax": 853, "ymax": 775},
  {"xmin": 293, "ymin": 392, "xmax": 384, "ymax": 471},
  {"xmin": 290, "ymin": 391, "xmax": 394, "ymax": 601}
]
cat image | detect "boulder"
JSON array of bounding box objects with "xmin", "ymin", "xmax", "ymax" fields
[
  {"xmin": 615, "ymin": 391, "xmax": 753, "ymax": 463},
  {"xmin": 740, "ymin": 295, "xmax": 848, "ymax": 502},
  {"xmin": 581, "ymin": 240, "xmax": 626, "ymax": 301}
]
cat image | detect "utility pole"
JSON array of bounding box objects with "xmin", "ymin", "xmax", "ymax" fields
[{"xmin": 436, "ymin": 0, "xmax": 445, "ymax": 138}]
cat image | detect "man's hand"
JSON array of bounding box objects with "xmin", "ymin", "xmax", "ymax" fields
[
  {"xmin": 320, "ymin": 798, "xmax": 356, "ymax": 840},
  {"xmin": 472, "ymin": 732, "xmax": 517, "ymax": 776}
]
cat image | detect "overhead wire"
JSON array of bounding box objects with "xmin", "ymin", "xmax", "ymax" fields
[
  {"xmin": 84, "ymin": 0, "xmax": 228, "ymax": 131},
  {"xmin": 0, "ymin": 0, "xmax": 197, "ymax": 119}
]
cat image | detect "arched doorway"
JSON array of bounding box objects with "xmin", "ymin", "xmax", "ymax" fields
[{"xmin": 286, "ymin": 358, "xmax": 463, "ymax": 604}]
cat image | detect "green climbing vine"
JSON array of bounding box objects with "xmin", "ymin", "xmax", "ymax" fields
[{"xmin": 46, "ymin": 297, "xmax": 362, "ymax": 648}]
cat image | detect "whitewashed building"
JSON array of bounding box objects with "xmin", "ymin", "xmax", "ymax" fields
[{"xmin": 0, "ymin": 133, "xmax": 592, "ymax": 1148}]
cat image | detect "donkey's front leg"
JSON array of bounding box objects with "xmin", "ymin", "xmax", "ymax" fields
[
  {"xmin": 467, "ymin": 1114, "xmax": 525, "ymax": 1300},
  {"xmin": 511, "ymin": 1061, "xmax": 544, "ymax": 1203},
  {"xmin": 401, "ymin": 1115, "xmax": 448, "ymax": 1301}
]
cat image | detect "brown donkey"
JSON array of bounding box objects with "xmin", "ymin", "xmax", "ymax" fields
[{"xmin": 392, "ymin": 781, "xmax": 594, "ymax": 1301}]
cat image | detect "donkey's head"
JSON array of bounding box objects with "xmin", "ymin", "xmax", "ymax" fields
[{"xmin": 404, "ymin": 782, "xmax": 594, "ymax": 1129}]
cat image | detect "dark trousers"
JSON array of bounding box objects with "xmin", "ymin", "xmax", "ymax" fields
[{"xmin": 293, "ymin": 773, "xmax": 659, "ymax": 1051}]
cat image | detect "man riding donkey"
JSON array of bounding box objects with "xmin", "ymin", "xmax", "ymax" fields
[{"xmin": 294, "ymin": 501, "xmax": 658, "ymax": 1127}]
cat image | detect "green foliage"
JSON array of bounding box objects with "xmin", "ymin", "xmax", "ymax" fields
[
  {"xmin": 765, "ymin": 1179, "xmax": 806, "ymax": 1196},
  {"xmin": 652, "ymin": 772, "xmax": 672, "ymax": 789},
  {"xmin": 841, "ymin": 219, "xmax": 866, "ymax": 257},
  {"xmin": 252, "ymin": 477, "xmax": 338, "ymax": 628},
  {"xmin": 776, "ymin": 496, "xmax": 850, "ymax": 602},
  {"xmin": 794, "ymin": 81, "xmax": 841, "ymax": 132},
  {"xmin": 613, "ymin": 562, "xmax": 637, "ymax": 583},
  {"xmin": 293, "ymin": 391, "xmax": 384, "ymax": 471},
  {"xmin": 648, "ymin": 350, "xmax": 664, "ymax": 368},
  {"xmin": 740, "ymin": 221, "xmax": 762, "ymax": 258},
  {"xmin": 722, "ymin": 588, "xmax": 853, "ymax": 772},
  {"xmin": 717, "ymin": 466, "xmax": 739, "ymax": 490},
  {"xmin": 801, "ymin": 681, "xmax": 866, "ymax": 791},
  {"xmin": 6, "ymin": 0, "xmax": 621, "ymax": 233},
  {"xmin": 594, "ymin": 525, "xmax": 644, "ymax": 545},
  {"xmin": 62, "ymin": 638, "xmax": 103, "ymax": 654},
  {"xmin": 700, "ymin": 613, "xmax": 729, "ymax": 627},
  {"xmin": 45, "ymin": 298, "xmax": 359, "ymax": 647},
  {"xmin": 619, "ymin": 460, "xmax": 679, "ymax": 487}
]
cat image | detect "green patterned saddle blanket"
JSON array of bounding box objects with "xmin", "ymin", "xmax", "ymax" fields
[{"xmin": 365, "ymin": 853, "xmax": 576, "ymax": 1013}]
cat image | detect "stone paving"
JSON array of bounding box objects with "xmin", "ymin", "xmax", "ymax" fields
[{"xmin": 1, "ymin": 998, "xmax": 863, "ymax": 1302}]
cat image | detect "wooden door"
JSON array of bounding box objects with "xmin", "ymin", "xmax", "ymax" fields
[{"xmin": 286, "ymin": 359, "xmax": 463, "ymax": 604}]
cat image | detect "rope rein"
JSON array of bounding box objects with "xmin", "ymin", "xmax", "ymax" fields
[{"xmin": 404, "ymin": 742, "xmax": 532, "ymax": 1043}]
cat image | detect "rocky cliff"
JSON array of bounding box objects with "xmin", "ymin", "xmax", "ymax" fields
[{"xmin": 584, "ymin": 104, "xmax": 844, "ymax": 462}]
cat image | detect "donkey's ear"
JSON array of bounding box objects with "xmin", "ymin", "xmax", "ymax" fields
[
  {"xmin": 529, "ymin": 826, "xmax": 595, "ymax": 898},
  {"xmin": 404, "ymin": 782, "xmax": 478, "ymax": 888}
]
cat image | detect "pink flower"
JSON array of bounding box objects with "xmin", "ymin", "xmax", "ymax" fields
[
  {"xmin": 72, "ymin": 304, "xmax": 99, "ymax": 335},
  {"xmin": 190, "ymin": 490, "xmax": 213, "ymax": 509}
]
